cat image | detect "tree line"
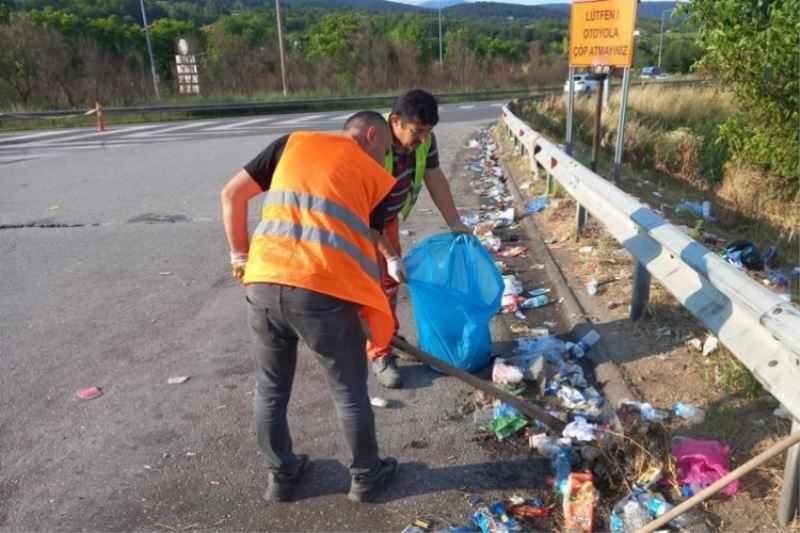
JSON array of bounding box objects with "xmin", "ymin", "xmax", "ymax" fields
[{"xmin": 0, "ymin": 0, "xmax": 699, "ymax": 110}]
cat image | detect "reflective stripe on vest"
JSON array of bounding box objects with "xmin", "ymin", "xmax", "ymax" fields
[
  {"xmin": 253, "ymin": 220, "xmax": 380, "ymax": 281},
  {"xmin": 261, "ymin": 190, "xmax": 372, "ymax": 243},
  {"xmin": 383, "ymin": 115, "xmax": 432, "ymax": 220}
]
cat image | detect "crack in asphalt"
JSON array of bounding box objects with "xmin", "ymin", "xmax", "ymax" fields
[{"xmin": 0, "ymin": 222, "xmax": 100, "ymax": 229}]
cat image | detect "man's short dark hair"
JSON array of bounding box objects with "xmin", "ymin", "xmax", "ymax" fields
[
  {"xmin": 391, "ymin": 89, "xmax": 439, "ymax": 127},
  {"xmin": 343, "ymin": 110, "xmax": 388, "ymax": 132}
]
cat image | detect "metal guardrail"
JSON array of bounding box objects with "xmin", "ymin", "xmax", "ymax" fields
[
  {"xmin": 500, "ymin": 103, "xmax": 800, "ymax": 525},
  {"xmin": 0, "ymin": 88, "xmax": 543, "ymax": 122},
  {"xmin": 500, "ymin": 103, "xmax": 800, "ymax": 419},
  {"xmin": 0, "ymin": 80, "xmax": 701, "ymax": 122}
]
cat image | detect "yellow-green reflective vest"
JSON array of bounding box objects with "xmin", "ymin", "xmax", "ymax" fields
[{"xmin": 383, "ymin": 113, "xmax": 432, "ymax": 220}]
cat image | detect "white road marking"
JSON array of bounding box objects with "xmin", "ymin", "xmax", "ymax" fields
[
  {"xmin": 130, "ymin": 120, "xmax": 219, "ymax": 137},
  {"xmin": 328, "ymin": 113, "xmax": 356, "ymax": 122},
  {"xmin": 272, "ymin": 114, "xmax": 328, "ymax": 125},
  {"xmin": 203, "ymin": 117, "xmax": 276, "ymax": 131}
]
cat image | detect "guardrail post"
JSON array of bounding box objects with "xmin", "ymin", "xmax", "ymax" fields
[
  {"xmin": 630, "ymin": 261, "xmax": 651, "ymax": 321},
  {"xmin": 779, "ymin": 418, "xmax": 800, "ymax": 525},
  {"xmin": 613, "ymin": 67, "xmax": 631, "ymax": 184}
]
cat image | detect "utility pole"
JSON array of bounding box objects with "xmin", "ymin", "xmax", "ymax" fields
[
  {"xmin": 275, "ymin": 0, "xmax": 288, "ymax": 96},
  {"xmin": 438, "ymin": 1, "xmax": 443, "ymax": 68},
  {"xmin": 657, "ymin": 8, "xmax": 672, "ymax": 70},
  {"xmin": 139, "ymin": 0, "xmax": 160, "ymax": 99}
]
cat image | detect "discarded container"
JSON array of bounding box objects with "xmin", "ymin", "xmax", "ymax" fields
[
  {"xmin": 531, "ymin": 434, "xmax": 571, "ymax": 458},
  {"xmin": 586, "ymin": 279, "xmax": 598, "ymax": 295},
  {"xmin": 563, "ymin": 472, "xmax": 594, "ymax": 532},
  {"xmin": 569, "ymin": 330, "xmax": 601, "ymax": 359},
  {"xmin": 623, "ymin": 400, "xmax": 668, "ymax": 422},
  {"xmin": 77, "ymin": 386, "xmax": 103, "ymax": 400},
  {"xmin": 672, "ymin": 402, "xmax": 705, "ymax": 424},
  {"xmin": 634, "ymin": 466, "xmax": 663, "ymax": 492},
  {"xmin": 641, "ymin": 493, "xmax": 694, "ymax": 529},
  {"xmin": 519, "ymin": 295, "xmax": 548, "ymax": 309},
  {"xmin": 552, "ymin": 447, "xmax": 573, "ymax": 494},
  {"xmin": 610, "ymin": 494, "xmax": 650, "ymax": 533},
  {"xmin": 473, "ymin": 407, "xmax": 496, "ymax": 425}
]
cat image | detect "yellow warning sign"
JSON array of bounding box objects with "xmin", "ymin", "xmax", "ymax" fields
[{"xmin": 569, "ymin": 0, "xmax": 638, "ymax": 67}]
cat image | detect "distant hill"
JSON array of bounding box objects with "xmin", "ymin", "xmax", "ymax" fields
[
  {"xmin": 282, "ymin": 0, "xmax": 423, "ymax": 12},
  {"xmin": 442, "ymin": 1, "xmax": 567, "ymax": 21},
  {"xmin": 417, "ymin": 0, "xmax": 464, "ymax": 8}
]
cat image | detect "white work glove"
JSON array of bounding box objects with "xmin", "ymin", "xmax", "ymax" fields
[
  {"xmin": 449, "ymin": 221, "xmax": 472, "ymax": 235},
  {"xmin": 386, "ymin": 256, "xmax": 407, "ymax": 284},
  {"xmin": 230, "ymin": 250, "xmax": 248, "ymax": 281}
]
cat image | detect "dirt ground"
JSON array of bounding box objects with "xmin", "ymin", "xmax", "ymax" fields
[{"xmin": 486, "ymin": 123, "xmax": 799, "ymax": 532}]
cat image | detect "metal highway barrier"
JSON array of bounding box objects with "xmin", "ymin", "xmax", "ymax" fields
[
  {"xmin": 500, "ymin": 102, "xmax": 800, "ymax": 526},
  {"xmin": 0, "ymin": 80, "xmax": 701, "ymax": 123}
]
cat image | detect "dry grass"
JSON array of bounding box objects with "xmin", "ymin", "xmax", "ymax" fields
[{"xmin": 717, "ymin": 162, "xmax": 800, "ymax": 241}]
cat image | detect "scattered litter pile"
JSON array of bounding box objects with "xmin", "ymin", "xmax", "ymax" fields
[{"xmin": 398, "ymin": 131, "xmax": 749, "ymax": 533}]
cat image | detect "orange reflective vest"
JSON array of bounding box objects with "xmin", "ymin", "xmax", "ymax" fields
[{"xmin": 243, "ymin": 132, "xmax": 396, "ymax": 347}]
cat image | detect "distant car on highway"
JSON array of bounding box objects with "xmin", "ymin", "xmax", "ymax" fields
[
  {"xmin": 563, "ymin": 74, "xmax": 600, "ymax": 94},
  {"xmin": 640, "ymin": 66, "xmax": 669, "ymax": 79}
]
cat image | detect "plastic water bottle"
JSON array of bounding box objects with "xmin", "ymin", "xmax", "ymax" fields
[
  {"xmin": 570, "ymin": 329, "xmax": 601, "ymax": 358},
  {"xmin": 672, "ymin": 402, "xmax": 705, "ymax": 424},
  {"xmin": 530, "ymin": 434, "xmax": 568, "ymax": 459},
  {"xmin": 520, "ymin": 295, "xmax": 548, "ymax": 309},
  {"xmin": 472, "ymin": 407, "xmax": 495, "ymax": 425},
  {"xmin": 625, "ymin": 401, "xmax": 668, "ymax": 422},
  {"xmin": 586, "ymin": 279, "xmax": 598, "ymax": 295},
  {"xmin": 641, "ymin": 493, "xmax": 692, "ymax": 529},
  {"xmin": 551, "ymin": 447, "xmax": 572, "ymax": 494},
  {"xmin": 610, "ymin": 495, "xmax": 650, "ymax": 533}
]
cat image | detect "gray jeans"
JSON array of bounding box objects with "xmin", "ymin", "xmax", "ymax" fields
[{"xmin": 245, "ymin": 283, "xmax": 381, "ymax": 476}]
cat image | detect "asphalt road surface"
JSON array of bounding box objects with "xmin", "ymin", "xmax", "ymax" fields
[{"xmin": 0, "ymin": 101, "xmax": 547, "ymax": 531}]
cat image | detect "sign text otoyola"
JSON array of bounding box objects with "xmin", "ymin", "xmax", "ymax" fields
[{"xmin": 569, "ymin": 0, "xmax": 637, "ymax": 67}]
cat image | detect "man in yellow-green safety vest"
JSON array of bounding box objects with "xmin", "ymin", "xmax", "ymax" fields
[{"xmin": 368, "ymin": 89, "xmax": 471, "ymax": 389}]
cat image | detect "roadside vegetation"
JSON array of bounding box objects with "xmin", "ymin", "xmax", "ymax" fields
[{"xmin": 0, "ymin": 0, "xmax": 697, "ymax": 113}]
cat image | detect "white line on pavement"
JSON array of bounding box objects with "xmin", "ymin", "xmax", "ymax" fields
[
  {"xmin": 130, "ymin": 120, "xmax": 219, "ymax": 137},
  {"xmin": 272, "ymin": 114, "xmax": 328, "ymax": 125},
  {"xmin": 203, "ymin": 117, "xmax": 276, "ymax": 131}
]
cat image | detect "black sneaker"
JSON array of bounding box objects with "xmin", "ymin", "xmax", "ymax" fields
[
  {"xmin": 264, "ymin": 454, "xmax": 309, "ymax": 502},
  {"xmin": 348, "ymin": 457, "xmax": 398, "ymax": 503},
  {"xmin": 372, "ymin": 355, "xmax": 403, "ymax": 389},
  {"xmin": 393, "ymin": 336, "xmax": 418, "ymax": 362}
]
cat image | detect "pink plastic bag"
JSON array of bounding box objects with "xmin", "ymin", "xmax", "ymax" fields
[{"xmin": 670, "ymin": 437, "xmax": 739, "ymax": 496}]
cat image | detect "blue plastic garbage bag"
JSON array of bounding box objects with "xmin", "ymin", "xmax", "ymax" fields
[{"xmin": 403, "ymin": 233, "xmax": 503, "ymax": 372}]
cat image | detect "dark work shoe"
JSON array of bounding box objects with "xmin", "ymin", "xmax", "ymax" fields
[
  {"xmin": 264, "ymin": 454, "xmax": 309, "ymax": 502},
  {"xmin": 348, "ymin": 457, "xmax": 398, "ymax": 503},
  {"xmin": 372, "ymin": 355, "xmax": 402, "ymax": 389},
  {"xmin": 393, "ymin": 336, "xmax": 417, "ymax": 362}
]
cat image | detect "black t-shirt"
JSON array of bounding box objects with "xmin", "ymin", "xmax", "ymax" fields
[{"xmin": 244, "ymin": 134, "xmax": 388, "ymax": 231}]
